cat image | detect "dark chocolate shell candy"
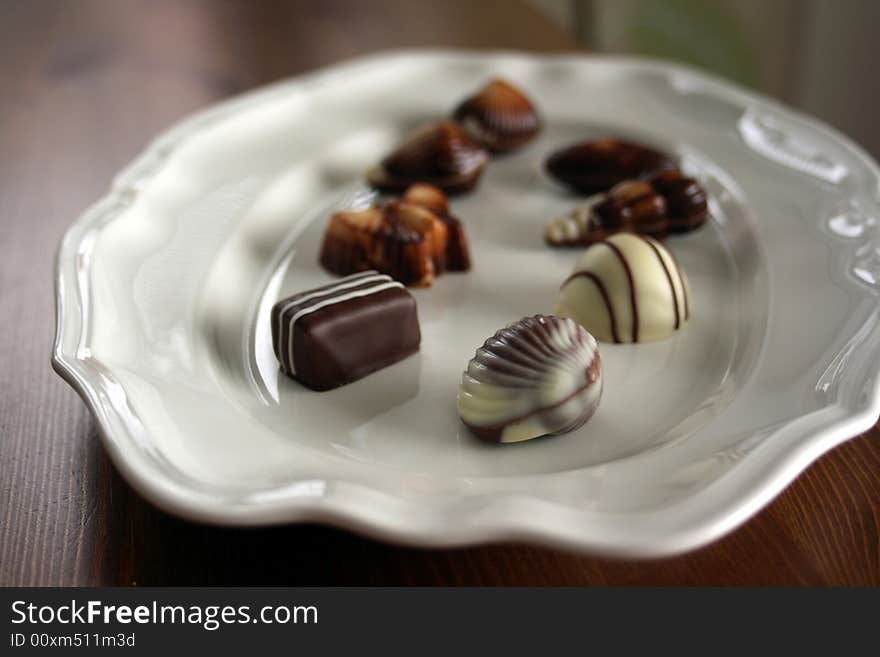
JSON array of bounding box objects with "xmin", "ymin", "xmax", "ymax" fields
[
  {"xmin": 457, "ymin": 315, "xmax": 602, "ymax": 443},
  {"xmin": 367, "ymin": 121, "xmax": 489, "ymax": 194},
  {"xmin": 594, "ymin": 180, "xmax": 668, "ymax": 240},
  {"xmin": 646, "ymin": 169, "xmax": 708, "ymax": 232},
  {"xmin": 545, "ymin": 138, "xmax": 676, "ymax": 194},
  {"xmin": 543, "ymin": 180, "xmax": 668, "ymax": 247},
  {"xmin": 452, "ymin": 78, "xmax": 541, "ymax": 153}
]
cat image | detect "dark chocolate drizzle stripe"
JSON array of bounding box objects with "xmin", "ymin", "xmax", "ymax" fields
[
  {"xmin": 466, "ymin": 372, "xmax": 598, "ymax": 434},
  {"xmin": 562, "ymin": 271, "xmax": 620, "ymax": 343},
  {"xmin": 602, "ymin": 240, "xmax": 639, "ymax": 343},
  {"xmin": 672, "ymin": 256, "xmax": 691, "ymax": 320},
  {"xmin": 641, "ymin": 235, "xmax": 680, "ymax": 330}
]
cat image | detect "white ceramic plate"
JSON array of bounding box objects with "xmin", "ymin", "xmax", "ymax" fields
[{"xmin": 53, "ymin": 51, "xmax": 880, "ymax": 556}]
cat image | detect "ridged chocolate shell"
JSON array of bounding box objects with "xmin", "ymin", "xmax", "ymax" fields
[
  {"xmin": 457, "ymin": 315, "xmax": 602, "ymax": 443},
  {"xmin": 544, "ymin": 195, "xmax": 604, "ymax": 247},
  {"xmin": 646, "ymin": 169, "xmax": 708, "ymax": 232},
  {"xmin": 543, "ymin": 180, "xmax": 668, "ymax": 247},
  {"xmin": 545, "ymin": 138, "xmax": 676, "ymax": 194},
  {"xmin": 594, "ymin": 180, "xmax": 668, "ymax": 240},
  {"xmin": 367, "ymin": 121, "xmax": 489, "ymax": 194},
  {"xmin": 452, "ymin": 78, "xmax": 541, "ymax": 153}
]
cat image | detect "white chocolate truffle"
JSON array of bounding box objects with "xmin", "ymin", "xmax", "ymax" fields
[
  {"xmin": 457, "ymin": 315, "xmax": 602, "ymax": 443},
  {"xmin": 556, "ymin": 233, "xmax": 690, "ymax": 343}
]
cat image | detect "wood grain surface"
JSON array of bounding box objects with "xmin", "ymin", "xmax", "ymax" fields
[{"xmin": 1, "ymin": 0, "xmax": 878, "ymax": 586}]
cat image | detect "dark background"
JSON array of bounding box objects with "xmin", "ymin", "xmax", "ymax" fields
[{"xmin": 1, "ymin": 0, "xmax": 878, "ymax": 585}]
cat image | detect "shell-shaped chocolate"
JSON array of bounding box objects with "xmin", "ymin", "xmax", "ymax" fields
[
  {"xmin": 594, "ymin": 180, "xmax": 667, "ymax": 239},
  {"xmin": 556, "ymin": 233, "xmax": 690, "ymax": 344},
  {"xmin": 647, "ymin": 169, "xmax": 708, "ymax": 232},
  {"xmin": 367, "ymin": 121, "xmax": 489, "ymax": 194},
  {"xmin": 457, "ymin": 315, "xmax": 602, "ymax": 443},
  {"xmin": 544, "ymin": 180, "xmax": 668, "ymax": 247},
  {"xmin": 545, "ymin": 138, "xmax": 676, "ymax": 194},
  {"xmin": 544, "ymin": 195, "xmax": 604, "ymax": 247},
  {"xmin": 452, "ymin": 78, "xmax": 541, "ymax": 153}
]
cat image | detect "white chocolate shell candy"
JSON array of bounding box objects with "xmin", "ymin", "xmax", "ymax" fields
[
  {"xmin": 457, "ymin": 315, "xmax": 602, "ymax": 443},
  {"xmin": 556, "ymin": 233, "xmax": 690, "ymax": 343},
  {"xmin": 543, "ymin": 195, "xmax": 603, "ymax": 246}
]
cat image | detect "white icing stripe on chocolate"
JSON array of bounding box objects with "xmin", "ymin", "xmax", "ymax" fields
[
  {"xmin": 273, "ymin": 272, "xmax": 388, "ymax": 357},
  {"xmin": 283, "ymin": 280, "xmax": 404, "ymax": 374}
]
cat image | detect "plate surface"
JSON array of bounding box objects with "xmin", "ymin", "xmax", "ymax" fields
[{"xmin": 53, "ymin": 51, "xmax": 880, "ymax": 556}]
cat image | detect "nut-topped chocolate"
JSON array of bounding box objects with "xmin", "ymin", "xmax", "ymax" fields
[
  {"xmin": 457, "ymin": 315, "xmax": 602, "ymax": 443},
  {"xmin": 452, "ymin": 78, "xmax": 541, "ymax": 153},
  {"xmin": 545, "ymin": 138, "xmax": 676, "ymax": 194},
  {"xmin": 367, "ymin": 121, "xmax": 490, "ymax": 194},
  {"xmin": 556, "ymin": 233, "xmax": 690, "ymax": 343},
  {"xmin": 272, "ymin": 271, "xmax": 421, "ymax": 391}
]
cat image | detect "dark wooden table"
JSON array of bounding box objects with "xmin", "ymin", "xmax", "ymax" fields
[{"xmin": 2, "ymin": 0, "xmax": 878, "ymax": 586}]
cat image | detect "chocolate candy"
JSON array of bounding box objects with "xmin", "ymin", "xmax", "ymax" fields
[
  {"xmin": 545, "ymin": 138, "xmax": 676, "ymax": 194},
  {"xmin": 401, "ymin": 183, "xmax": 471, "ymax": 271},
  {"xmin": 367, "ymin": 121, "xmax": 490, "ymax": 194},
  {"xmin": 646, "ymin": 169, "xmax": 708, "ymax": 232},
  {"xmin": 319, "ymin": 206, "xmax": 384, "ymax": 276},
  {"xmin": 544, "ymin": 173, "xmax": 708, "ymax": 247},
  {"xmin": 452, "ymin": 78, "xmax": 541, "ymax": 153},
  {"xmin": 545, "ymin": 180, "xmax": 665, "ymax": 246},
  {"xmin": 556, "ymin": 233, "xmax": 690, "ymax": 343},
  {"xmin": 319, "ymin": 184, "xmax": 471, "ymax": 286},
  {"xmin": 594, "ymin": 180, "xmax": 667, "ymax": 239},
  {"xmin": 271, "ymin": 271, "xmax": 421, "ymax": 391},
  {"xmin": 457, "ymin": 315, "xmax": 602, "ymax": 443},
  {"xmin": 319, "ymin": 203, "xmax": 439, "ymax": 286},
  {"xmin": 378, "ymin": 200, "xmax": 449, "ymax": 283}
]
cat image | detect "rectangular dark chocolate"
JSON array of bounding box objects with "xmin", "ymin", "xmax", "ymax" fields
[{"xmin": 271, "ymin": 271, "xmax": 421, "ymax": 391}]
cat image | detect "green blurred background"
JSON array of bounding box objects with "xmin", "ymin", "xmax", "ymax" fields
[{"xmin": 529, "ymin": 0, "xmax": 880, "ymax": 158}]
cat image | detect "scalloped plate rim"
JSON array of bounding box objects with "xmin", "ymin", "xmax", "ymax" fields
[{"xmin": 52, "ymin": 49, "xmax": 880, "ymax": 557}]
